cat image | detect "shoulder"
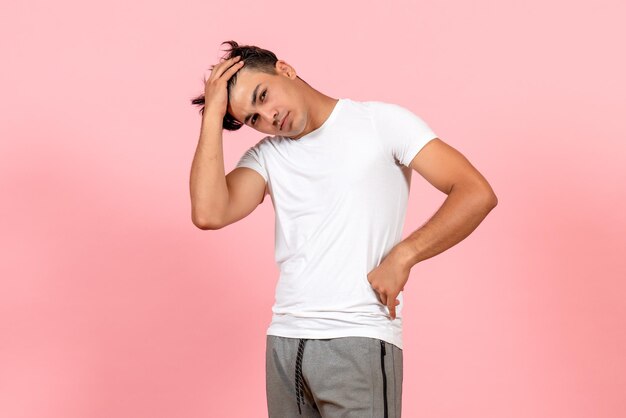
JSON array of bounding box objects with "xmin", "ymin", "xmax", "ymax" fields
[
  {"xmin": 358, "ymin": 100, "xmax": 420, "ymax": 127},
  {"xmin": 359, "ymin": 99, "xmax": 400, "ymax": 110},
  {"xmin": 334, "ymin": 98, "xmax": 386, "ymax": 123},
  {"xmin": 245, "ymin": 135, "xmax": 274, "ymax": 154},
  {"xmin": 363, "ymin": 100, "xmax": 416, "ymax": 118}
]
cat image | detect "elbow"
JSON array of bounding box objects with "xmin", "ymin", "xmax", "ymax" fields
[
  {"xmin": 191, "ymin": 213, "xmax": 223, "ymax": 230},
  {"xmin": 483, "ymin": 191, "xmax": 498, "ymax": 211},
  {"xmin": 473, "ymin": 181, "xmax": 498, "ymax": 209},
  {"xmin": 474, "ymin": 187, "xmax": 497, "ymax": 209},
  {"xmin": 484, "ymin": 191, "xmax": 498, "ymax": 208},
  {"xmin": 454, "ymin": 181, "xmax": 498, "ymax": 209},
  {"xmin": 461, "ymin": 183, "xmax": 498, "ymax": 210}
]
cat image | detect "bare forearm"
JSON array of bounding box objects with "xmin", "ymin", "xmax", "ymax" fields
[
  {"xmin": 390, "ymin": 183, "xmax": 498, "ymax": 269},
  {"xmin": 189, "ymin": 110, "xmax": 229, "ymax": 228}
]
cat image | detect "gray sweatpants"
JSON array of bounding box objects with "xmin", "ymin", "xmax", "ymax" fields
[{"xmin": 266, "ymin": 335, "xmax": 403, "ymax": 417}]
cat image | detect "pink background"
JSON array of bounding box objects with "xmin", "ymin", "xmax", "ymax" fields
[{"xmin": 1, "ymin": 0, "xmax": 625, "ymax": 417}]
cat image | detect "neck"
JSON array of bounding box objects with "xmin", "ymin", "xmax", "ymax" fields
[{"xmin": 292, "ymin": 84, "xmax": 339, "ymax": 140}]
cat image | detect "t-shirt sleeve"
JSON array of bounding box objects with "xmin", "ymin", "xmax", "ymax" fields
[
  {"xmin": 369, "ymin": 101, "xmax": 438, "ymax": 167},
  {"xmin": 235, "ymin": 142, "xmax": 268, "ymax": 183}
]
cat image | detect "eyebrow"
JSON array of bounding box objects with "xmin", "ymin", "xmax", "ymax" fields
[{"xmin": 243, "ymin": 83, "xmax": 262, "ymax": 125}]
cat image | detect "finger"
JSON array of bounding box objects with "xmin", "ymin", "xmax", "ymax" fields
[
  {"xmin": 379, "ymin": 292, "xmax": 387, "ymax": 306},
  {"xmin": 208, "ymin": 56, "xmax": 242, "ymax": 80},
  {"xmin": 215, "ymin": 60, "xmax": 244, "ymax": 82},
  {"xmin": 388, "ymin": 301, "xmax": 396, "ymax": 320},
  {"xmin": 216, "ymin": 55, "xmax": 241, "ymax": 66},
  {"xmin": 223, "ymin": 60, "xmax": 245, "ymax": 76}
]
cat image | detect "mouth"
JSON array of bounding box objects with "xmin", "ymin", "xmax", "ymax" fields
[{"xmin": 280, "ymin": 112, "xmax": 289, "ymax": 130}]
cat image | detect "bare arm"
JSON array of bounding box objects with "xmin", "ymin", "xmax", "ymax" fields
[
  {"xmin": 392, "ymin": 138, "xmax": 498, "ymax": 268},
  {"xmin": 366, "ymin": 138, "xmax": 498, "ymax": 319},
  {"xmin": 189, "ymin": 111, "xmax": 230, "ymax": 229},
  {"xmin": 189, "ymin": 109, "xmax": 268, "ymax": 229},
  {"xmin": 189, "ymin": 55, "xmax": 267, "ymax": 229}
]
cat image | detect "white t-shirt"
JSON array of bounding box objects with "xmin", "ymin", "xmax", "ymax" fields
[{"xmin": 235, "ymin": 98, "xmax": 438, "ymax": 349}]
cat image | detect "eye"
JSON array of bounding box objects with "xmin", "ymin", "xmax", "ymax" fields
[{"xmin": 251, "ymin": 90, "xmax": 267, "ymax": 125}]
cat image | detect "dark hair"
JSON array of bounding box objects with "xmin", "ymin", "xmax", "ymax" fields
[{"xmin": 190, "ymin": 40, "xmax": 308, "ymax": 131}]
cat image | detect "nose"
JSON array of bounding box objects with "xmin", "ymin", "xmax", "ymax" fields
[{"xmin": 261, "ymin": 107, "xmax": 279, "ymax": 127}]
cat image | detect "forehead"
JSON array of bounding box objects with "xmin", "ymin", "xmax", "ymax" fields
[{"xmin": 228, "ymin": 69, "xmax": 273, "ymax": 122}]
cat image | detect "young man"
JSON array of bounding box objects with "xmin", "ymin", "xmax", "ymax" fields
[{"xmin": 190, "ymin": 41, "xmax": 498, "ymax": 418}]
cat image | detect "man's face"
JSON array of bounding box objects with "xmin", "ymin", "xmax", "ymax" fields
[{"xmin": 227, "ymin": 60, "xmax": 306, "ymax": 138}]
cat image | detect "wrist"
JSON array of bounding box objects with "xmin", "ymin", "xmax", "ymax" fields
[{"xmin": 390, "ymin": 241, "xmax": 417, "ymax": 271}]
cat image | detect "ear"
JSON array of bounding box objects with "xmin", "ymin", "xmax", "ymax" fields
[{"xmin": 276, "ymin": 60, "xmax": 297, "ymax": 79}]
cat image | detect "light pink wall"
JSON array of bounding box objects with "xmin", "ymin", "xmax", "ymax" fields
[{"xmin": 1, "ymin": 0, "xmax": 624, "ymax": 417}]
